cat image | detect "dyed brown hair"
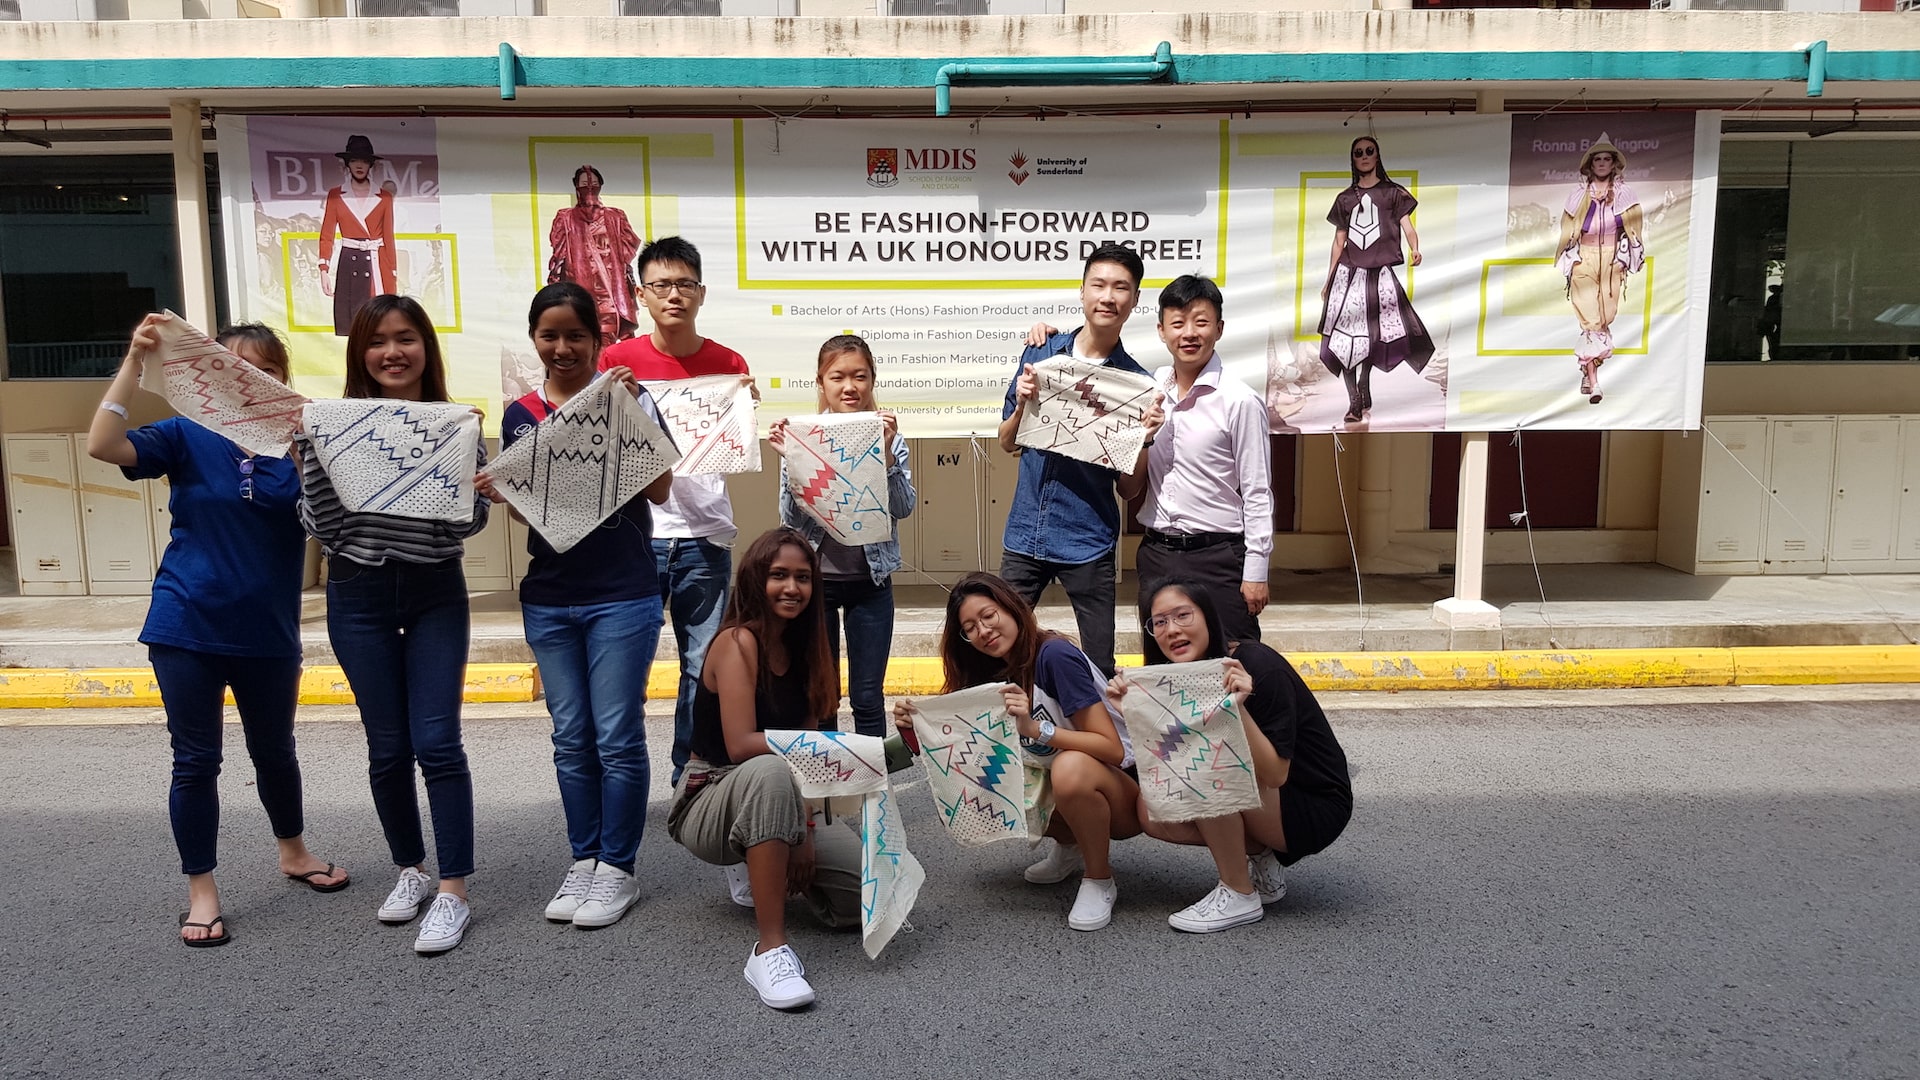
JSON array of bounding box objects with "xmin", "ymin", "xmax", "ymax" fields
[
  {"xmin": 718, "ymin": 527, "xmax": 839, "ymax": 724},
  {"xmin": 342, "ymin": 294, "xmax": 450, "ymax": 402},
  {"xmin": 216, "ymin": 323, "xmax": 290, "ymax": 383},
  {"xmin": 939, "ymin": 571, "xmax": 1065, "ymax": 697}
]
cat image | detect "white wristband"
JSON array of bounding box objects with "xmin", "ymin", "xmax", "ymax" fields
[{"xmin": 100, "ymin": 401, "xmax": 129, "ymax": 420}]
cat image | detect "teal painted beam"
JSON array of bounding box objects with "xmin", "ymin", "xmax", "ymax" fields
[
  {"xmin": 3, "ymin": 49, "xmax": 1919, "ymax": 94},
  {"xmin": 934, "ymin": 41, "xmax": 1174, "ymax": 117}
]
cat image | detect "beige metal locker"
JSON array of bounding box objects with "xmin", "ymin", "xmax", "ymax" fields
[
  {"xmin": 76, "ymin": 452, "xmax": 156, "ymax": 594},
  {"xmin": 1763, "ymin": 419, "xmax": 1835, "ymax": 571},
  {"xmin": 724, "ymin": 439, "xmax": 782, "ymax": 547},
  {"xmin": 508, "ymin": 516, "xmax": 534, "ymax": 585},
  {"xmin": 1899, "ymin": 420, "xmax": 1920, "ymax": 562},
  {"xmin": 1695, "ymin": 419, "xmax": 1769, "ymax": 565},
  {"xmin": 4, "ymin": 434, "xmax": 86, "ymax": 596},
  {"xmin": 912, "ymin": 437, "xmax": 988, "ymax": 575},
  {"xmin": 149, "ymin": 475, "xmax": 174, "ymax": 574},
  {"xmin": 461, "ymin": 505, "xmax": 515, "ymax": 591},
  {"xmin": 1828, "ymin": 418, "xmax": 1902, "ymax": 564}
]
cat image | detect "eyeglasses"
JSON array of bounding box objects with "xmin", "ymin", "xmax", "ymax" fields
[
  {"xmin": 959, "ymin": 609, "xmax": 1001, "ymax": 642},
  {"xmin": 641, "ymin": 279, "xmax": 703, "ymax": 297},
  {"xmin": 1145, "ymin": 607, "xmax": 1200, "ymax": 635},
  {"xmin": 236, "ymin": 456, "xmax": 255, "ymax": 502},
  {"xmin": 1352, "ymin": 147, "xmax": 1377, "ymax": 159}
]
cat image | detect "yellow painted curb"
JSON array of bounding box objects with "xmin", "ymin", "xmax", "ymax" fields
[
  {"xmin": 0, "ymin": 664, "xmax": 539, "ymax": 709},
  {"xmin": 1733, "ymin": 645, "xmax": 1920, "ymax": 685},
  {"xmin": 5, "ymin": 647, "xmax": 1918, "ymax": 709}
]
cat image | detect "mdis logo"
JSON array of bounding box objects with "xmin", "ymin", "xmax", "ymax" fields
[
  {"xmin": 866, "ymin": 148, "xmax": 900, "ymax": 188},
  {"xmin": 901, "ymin": 148, "xmax": 977, "ymax": 171}
]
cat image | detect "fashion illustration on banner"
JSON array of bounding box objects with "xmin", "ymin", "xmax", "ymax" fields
[
  {"xmin": 1554, "ymin": 133, "xmax": 1645, "ymax": 405},
  {"xmin": 546, "ymin": 165, "xmax": 642, "ymax": 344},
  {"xmin": 1318, "ymin": 136, "xmax": 1437, "ymax": 426},
  {"xmin": 317, "ymin": 135, "xmax": 398, "ymax": 337}
]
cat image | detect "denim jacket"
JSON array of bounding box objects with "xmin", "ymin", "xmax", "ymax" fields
[
  {"xmin": 778, "ymin": 431, "xmax": 916, "ymax": 585},
  {"xmin": 1000, "ymin": 330, "xmax": 1151, "ymax": 566}
]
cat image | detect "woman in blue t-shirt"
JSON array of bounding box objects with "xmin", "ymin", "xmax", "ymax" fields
[
  {"xmin": 89, "ymin": 314, "xmax": 350, "ymax": 948},
  {"xmin": 1120, "ymin": 577, "xmax": 1351, "ymax": 934},
  {"xmin": 476, "ymin": 283, "xmax": 673, "ymax": 931},
  {"xmin": 897, "ymin": 571, "xmax": 1141, "ymax": 932}
]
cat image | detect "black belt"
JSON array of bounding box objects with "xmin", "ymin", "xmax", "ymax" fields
[{"xmin": 1142, "ymin": 529, "xmax": 1241, "ymax": 552}]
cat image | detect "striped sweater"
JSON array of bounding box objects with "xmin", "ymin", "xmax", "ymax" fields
[{"xmin": 295, "ymin": 433, "xmax": 490, "ymax": 565}]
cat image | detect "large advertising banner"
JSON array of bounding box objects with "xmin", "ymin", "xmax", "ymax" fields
[{"xmin": 216, "ymin": 114, "xmax": 1718, "ymax": 436}]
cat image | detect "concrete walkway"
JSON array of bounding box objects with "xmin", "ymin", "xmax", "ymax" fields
[{"xmin": 5, "ymin": 560, "xmax": 1916, "ymax": 669}]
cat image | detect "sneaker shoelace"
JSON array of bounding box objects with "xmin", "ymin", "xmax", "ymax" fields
[
  {"xmin": 387, "ymin": 873, "xmax": 426, "ymax": 908},
  {"xmin": 583, "ymin": 873, "xmax": 622, "ymax": 906},
  {"xmin": 1194, "ymin": 885, "xmax": 1238, "ymax": 917},
  {"xmin": 762, "ymin": 948, "xmax": 803, "ymax": 986},
  {"xmin": 556, "ymin": 868, "xmax": 595, "ymax": 901},
  {"xmin": 420, "ymin": 896, "xmax": 463, "ymax": 936}
]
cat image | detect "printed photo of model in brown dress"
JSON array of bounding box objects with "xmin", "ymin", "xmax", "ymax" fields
[
  {"xmin": 1317, "ymin": 136, "xmax": 1437, "ymax": 425},
  {"xmin": 317, "ymin": 135, "xmax": 398, "ymax": 337},
  {"xmin": 1554, "ymin": 133, "xmax": 1644, "ymax": 404}
]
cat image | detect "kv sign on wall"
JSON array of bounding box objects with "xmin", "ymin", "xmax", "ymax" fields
[{"xmin": 218, "ymin": 114, "xmax": 1719, "ymax": 436}]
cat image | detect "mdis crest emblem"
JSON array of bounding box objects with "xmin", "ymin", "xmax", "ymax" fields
[{"xmin": 866, "ymin": 148, "xmax": 900, "ymax": 188}]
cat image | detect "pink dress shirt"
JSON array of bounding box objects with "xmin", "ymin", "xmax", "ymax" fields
[{"xmin": 1140, "ymin": 354, "xmax": 1274, "ymax": 583}]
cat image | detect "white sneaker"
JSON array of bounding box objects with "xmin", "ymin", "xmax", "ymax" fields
[
  {"xmin": 377, "ymin": 867, "xmax": 434, "ymax": 924},
  {"xmin": 723, "ymin": 863, "xmax": 755, "ymax": 908},
  {"xmin": 1248, "ymin": 849, "xmax": 1288, "ymax": 904},
  {"xmin": 1067, "ymin": 877, "xmax": 1118, "ymax": 931},
  {"xmin": 543, "ymin": 858, "xmax": 599, "ymax": 922},
  {"xmin": 1023, "ymin": 839, "xmax": 1084, "ymax": 884},
  {"xmin": 572, "ymin": 863, "xmax": 640, "ymax": 928},
  {"xmin": 1168, "ymin": 881, "xmax": 1266, "ymax": 934},
  {"xmin": 413, "ymin": 893, "xmax": 471, "ymax": 954},
  {"xmin": 743, "ymin": 942, "xmax": 816, "ymax": 1010}
]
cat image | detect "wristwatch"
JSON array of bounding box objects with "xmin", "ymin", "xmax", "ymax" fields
[{"xmin": 1034, "ymin": 720, "xmax": 1057, "ymax": 746}]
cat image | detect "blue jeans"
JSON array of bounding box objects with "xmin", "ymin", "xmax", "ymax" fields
[
  {"xmin": 823, "ymin": 576, "xmax": 894, "ymax": 737},
  {"xmin": 149, "ymin": 645, "xmax": 305, "ymax": 876},
  {"xmin": 523, "ymin": 595, "xmax": 664, "ymax": 875},
  {"xmin": 326, "ymin": 557, "xmax": 476, "ymax": 879},
  {"xmin": 652, "ymin": 537, "xmax": 732, "ymax": 783}
]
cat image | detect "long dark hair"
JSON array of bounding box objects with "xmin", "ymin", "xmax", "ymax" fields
[
  {"xmin": 939, "ymin": 571, "xmax": 1065, "ymax": 697},
  {"xmin": 216, "ymin": 323, "xmax": 290, "ymax": 383},
  {"xmin": 1347, "ymin": 135, "xmax": 1396, "ymax": 189},
  {"xmin": 1138, "ymin": 577, "xmax": 1232, "ymax": 666},
  {"xmin": 528, "ymin": 282, "xmax": 604, "ymax": 348},
  {"xmin": 718, "ymin": 528, "xmax": 838, "ymax": 724},
  {"xmin": 342, "ymin": 294, "xmax": 450, "ymax": 402}
]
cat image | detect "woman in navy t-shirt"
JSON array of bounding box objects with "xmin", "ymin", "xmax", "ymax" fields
[
  {"xmin": 1122, "ymin": 576, "xmax": 1351, "ymax": 934},
  {"xmin": 897, "ymin": 571, "xmax": 1141, "ymax": 932},
  {"xmin": 88, "ymin": 314, "xmax": 350, "ymax": 948},
  {"xmin": 477, "ymin": 283, "xmax": 673, "ymax": 931}
]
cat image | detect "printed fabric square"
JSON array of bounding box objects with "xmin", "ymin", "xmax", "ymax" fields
[
  {"xmin": 1014, "ymin": 357, "xmax": 1159, "ymax": 470},
  {"xmin": 485, "ymin": 374, "xmax": 681, "ymax": 553},
  {"xmin": 141, "ymin": 312, "xmax": 308, "ymax": 457},
  {"xmin": 764, "ymin": 730, "xmax": 925, "ymax": 959},
  {"xmin": 646, "ymin": 374, "xmax": 761, "ymax": 475},
  {"xmin": 302, "ymin": 399, "xmax": 482, "ymax": 523},
  {"xmin": 1120, "ymin": 659, "xmax": 1263, "ymax": 824},
  {"xmin": 780, "ymin": 411, "xmax": 891, "ymax": 546},
  {"xmin": 905, "ymin": 682, "xmax": 1053, "ymax": 847}
]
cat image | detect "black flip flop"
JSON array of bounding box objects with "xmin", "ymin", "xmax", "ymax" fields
[
  {"xmin": 178, "ymin": 912, "xmax": 231, "ymax": 948},
  {"xmin": 285, "ymin": 863, "xmax": 351, "ymax": 893}
]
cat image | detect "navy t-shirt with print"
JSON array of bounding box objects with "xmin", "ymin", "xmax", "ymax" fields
[
  {"xmin": 1023, "ymin": 636, "xmax": 1133, "ymax": 768},
  {"xmin": 501, "ymin": 393, "xmax": 662, "ymax": 608},
  {"xmin": 123, "ymin": 418, "xmax": 307, "ymax": 658}
]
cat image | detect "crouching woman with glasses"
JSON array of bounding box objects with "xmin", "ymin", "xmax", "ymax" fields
[
  {"xmin": 1116, "ymin": 577, "xmax": 1352, "ymax": 933},
  {"xmin": 89, "ymin": 314, "xmax": 349, "ymax": 948}
]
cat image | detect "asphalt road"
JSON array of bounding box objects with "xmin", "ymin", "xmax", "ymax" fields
[{"xmin": 2, "ymin": 692, "xmax": 1917, "ymax": 1080}]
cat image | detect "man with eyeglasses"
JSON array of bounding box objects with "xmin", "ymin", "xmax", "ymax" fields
[
  {"xmin": 598, "ymin": 236, "xmax": 754, "ymax": 786},
  {"xmin": 998, "ymin": 243, "xmax": 1165, "ymax": 678},
  {"xmin": 1119, "ymin": 275, "xmax": 1272, "ymax": 644}
]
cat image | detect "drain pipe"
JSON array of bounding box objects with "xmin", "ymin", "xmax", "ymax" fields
[
  {"xmin": 1804, "ymin": 39, "xmax": 1828, "ymax": 98},
  {"xmin": 500, "ymin": 43, "xmax": 520, "ymax": 101},
  {"xmin": 934, "ymin": 42, "xmax": 1174, "ymax": 117}
]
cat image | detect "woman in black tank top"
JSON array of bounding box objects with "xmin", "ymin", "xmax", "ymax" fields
[
  {"xmin": 1121, "ymin": 577, "xmax": 1351, "ymax": 935},
  {"xmin": 666, "ymin": 528, "xmax": 853, "ymax": 1012}
]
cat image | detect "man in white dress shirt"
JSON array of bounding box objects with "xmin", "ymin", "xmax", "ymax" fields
[{"xmin": 1120, "ymin": 275, "xmax": 1274, "ymax": 643}]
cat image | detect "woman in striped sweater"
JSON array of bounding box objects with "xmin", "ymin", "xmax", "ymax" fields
[{"xmin": 297, "ymin": 294, "xmax": 490, "ymax": 955}]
